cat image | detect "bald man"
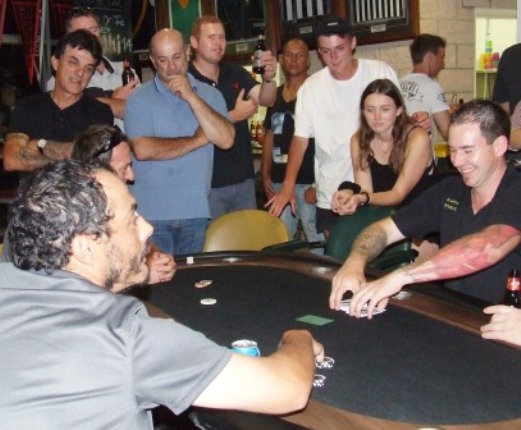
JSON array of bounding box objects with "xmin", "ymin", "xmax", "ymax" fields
[{"xmin": 124, "ymin": 29, "xmax": 234, "ymax": 256}]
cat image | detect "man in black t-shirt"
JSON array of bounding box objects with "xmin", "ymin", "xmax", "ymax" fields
[
  {"xmin": 261, "ymin": 38, "xmax": 323, "ymax": 243},
  {"xmin": 3, "ymin": 30, "xmax": 113, "ymax": 173},
  {"xmin": 330, "ymin": 100, "xmax": 521, "ymax": 313}
]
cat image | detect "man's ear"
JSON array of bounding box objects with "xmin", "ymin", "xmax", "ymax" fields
[
  {"xmin": 51, "ymin": 55, "xmax": 59, "ymax": 72},
  {"xmin": 493, "ymin": 135, "xmax": 509, "ymax": 157},
  {"xmin": 69, "ymin": 234, "xmax": 97, "ymax": 266}
]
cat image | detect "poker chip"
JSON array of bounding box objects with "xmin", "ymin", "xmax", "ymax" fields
[
  {"xmin": 316, "ymin": 356, "xmax": 335, "ymax": 369},
  {"xmin": 194, "ymin": 279, "xmax": 213, "ymax": 288},
  {"xmin": 200, "ymin": 298, "xmax": 217, "ymax": 305},
  {"xmin": 313, "ymin": 374, "xmax": 326, "ymax": 388}
]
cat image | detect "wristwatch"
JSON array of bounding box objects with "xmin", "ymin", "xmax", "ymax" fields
[{"xmin": 37, "ymin": 139, "xmax": 48, "ymax": 155}]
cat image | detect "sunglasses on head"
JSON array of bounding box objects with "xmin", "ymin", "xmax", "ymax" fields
[{"xmin": 93, "ymin": 125, "xmax": 125, "ymax": 158}]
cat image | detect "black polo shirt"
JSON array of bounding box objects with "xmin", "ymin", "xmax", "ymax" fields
[
  {"xmin": 188, "ymin": 62, "xmax": 257, "ymax": 188},
  {"xmin": 393, "ymin": 167, "xmax": 521, "ymax": 303}
]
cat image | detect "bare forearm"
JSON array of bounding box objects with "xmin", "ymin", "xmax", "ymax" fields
[
  {"xmin": 4, "ymin": 135, "xmax": 72, "ymax": 172},
  {"xmin": 269, "ymin": 330, "xmax": 316, "ymax": 407},
  {"xmin": 257, "ymin": 81, "xmax": 276, "ymax": 106},
  {"xmin": 401, "ymin": 224, "xmax": 521, "ymax": 284},
  {"xmin": 131, "ymin": 135, "xmax": 206, "ymax": 161},
  {"xmin": 282, "ymin": 137, "xmax": 307, "ymax": 191},
  {"xmin": 97, "ymin": 97, "xmax": 125, "ymax": 119},
  {"xmin": 186, "ymin": 95, "xmax": 234, "ymax": 149},
  {"xmin": 348, "ymin": 221, "xmax": 390, "ymax": 266}
]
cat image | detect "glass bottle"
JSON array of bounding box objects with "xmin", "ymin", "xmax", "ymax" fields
[
  {"xmin": 501, "ymin": 269, "xmax": 521, "ymax": 308},
  {"xmin": 122, "ymin": 59, "xmax": 135, "ymax": 86},
  {"xmin": 252, "ymin": 35, "xmax": 266, "ymax": 75}
]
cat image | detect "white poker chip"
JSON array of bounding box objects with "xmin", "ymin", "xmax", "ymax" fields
[
  {"xmin": 194, "ymin": 280, "xmax": 213, "ymax": 288},
  {"xmin": 200, "ymin": 298, "xmax": 217, "ymax": 305}
]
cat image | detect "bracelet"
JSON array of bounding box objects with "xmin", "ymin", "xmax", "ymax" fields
[
  {"xmin": 337, "ymin": 181, "xmax": 361, "ymax": 194},
  {"xmin": 359, "ymin": 191, "xmax": 371, "ymax": 206},
  {"xmin": 262, "ymin": 77, "xmax": 274, "ymax": 83}
]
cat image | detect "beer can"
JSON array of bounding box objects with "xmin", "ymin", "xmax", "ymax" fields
[{"xmin": 231, "ymin": 339, "xmax": 260, "ymax": 357}]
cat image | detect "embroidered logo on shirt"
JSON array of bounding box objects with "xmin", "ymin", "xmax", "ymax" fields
[{"xmin": 443, "ymin": 198, "xmax": 459, "ymax": 212}]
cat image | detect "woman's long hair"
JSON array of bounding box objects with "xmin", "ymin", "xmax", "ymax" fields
[{"xmin": 356, "ymin": 79, "xmax": 411, "ymax": 174}]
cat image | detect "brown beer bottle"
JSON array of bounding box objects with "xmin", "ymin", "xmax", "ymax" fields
[
  {"xmin": 252, "ymin": 35, "xmax": 266, "ymax": 75},
  {"xmin": 122, "ymin": 59, "xmax": 135, "ymax": 86},
  {"xmin": 501, "ymin": 269, "xmax": 521, "ymax": 308}
]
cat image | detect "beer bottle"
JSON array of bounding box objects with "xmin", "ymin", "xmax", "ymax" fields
[
  {"xmin": 122, "ymin": 59, "xmax": 135, "ymax": 86},
  {"xmin": 252, "ymin": 35, "xmax": 266, "ymax": 75},
  {"xmin": 501, "ymin": 269, "xmax": 521, "ymax": 308}
]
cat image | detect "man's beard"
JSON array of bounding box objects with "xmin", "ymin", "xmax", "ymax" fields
[{"xmin": 103, "ymin": 241, "xmax": 151, "ymax": 291}]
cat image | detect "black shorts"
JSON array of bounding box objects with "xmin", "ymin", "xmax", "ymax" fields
[{"xmin": 316, "ymin": 207, "xmax": 339, "ymax": 234}]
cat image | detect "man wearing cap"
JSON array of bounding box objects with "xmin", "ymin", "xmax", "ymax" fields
[{"xmin": 267, "ymin": 16, "xmax": 398, "ymax": 236}]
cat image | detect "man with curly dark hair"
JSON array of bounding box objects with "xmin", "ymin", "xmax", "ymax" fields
[{"xmin": 0, "ymin": 159, "xmax": 324, "ymax": 428}]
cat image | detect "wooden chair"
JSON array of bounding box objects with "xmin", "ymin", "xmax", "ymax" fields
[{"xmin": 203, "ymin": 209, "xmax": 291, "ymax": 252}]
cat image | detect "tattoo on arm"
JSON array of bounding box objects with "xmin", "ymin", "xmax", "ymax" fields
[
  {"xmin": 351, "ymin": 223, "xmax": 389, "ymax": 264},
  {"xmin": 405, "ymin": 224, "xmax": 521, "ymax": 283}
]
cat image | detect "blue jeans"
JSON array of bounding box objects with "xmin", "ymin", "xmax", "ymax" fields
[
  {"xmin": 273, "ymin": 183, "xmax": 324, "ymax": 243},
  {"xmin": 209, "ymin": 179, "xmax": 256, "ymax": 220},
  {"xmin": 150, "ymin": 218, "xmax": 208, "ymax": 256}
]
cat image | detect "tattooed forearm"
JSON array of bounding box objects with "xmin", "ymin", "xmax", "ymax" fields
[
  {"xmin": 43, "ymin": 141, "xmax": 73, "ymax": 161},
  {"xmin": 403, "ymin": 224, "xmax": 521, "ymax": 283},
  {"xmin": 350, "ymin": 223, "xmax": 389, "ymax": 264},
  {"xmin": 19, "ymin": 145, "xmax": 49, "ymax": 168}
]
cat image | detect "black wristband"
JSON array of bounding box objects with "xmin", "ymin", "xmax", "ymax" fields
[
  {"xmin": 337, "ymin": 181, "xmax": 361, "ymax": 194},
  {"xmin": 359, "ymin": 191, "xmax": 371, "ymax": 206}
]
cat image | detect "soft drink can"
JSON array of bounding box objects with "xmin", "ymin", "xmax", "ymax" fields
[{"xmin": 231, "ymin": 339, "xmax": 260, "ymax": 357}]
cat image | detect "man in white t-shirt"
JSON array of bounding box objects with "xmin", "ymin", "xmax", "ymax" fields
[
  {"xmin": 267, "ymin": 16, "xmax": 398, "ymax": 236},
  {"xmin": 400, "ymin": 34, "xmax": 450, "ymax": 141}
]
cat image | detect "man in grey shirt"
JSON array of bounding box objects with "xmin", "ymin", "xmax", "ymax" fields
[{"xmin": 0, "ymin": 160, "xmax": 323, "ymax": 429}]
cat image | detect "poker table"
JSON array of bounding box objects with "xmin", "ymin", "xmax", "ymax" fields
[{"xmin": 139, "ymin": 251, "xmax": 521, "ymax": 430}]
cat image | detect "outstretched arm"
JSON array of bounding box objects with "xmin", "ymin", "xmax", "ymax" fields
[
  {"xmin": 266, "ymin": 135, "xmax": 308, "ymax": 216},
  {"xmin": 349, "ymin": 224, "xmax": 521, "ymax": 318},
  {"xmin": 193, "ymin": 329, "xmax": 323, "ymax": 414}
]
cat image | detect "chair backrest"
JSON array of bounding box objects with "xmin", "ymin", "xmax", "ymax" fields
[
  {"xmin": 203, "ymin": 209, "xmax": 291, "ymax": 252},
  {"xmin": 326, "ymin": 205, "xmax": 410, "ymax": 261}
]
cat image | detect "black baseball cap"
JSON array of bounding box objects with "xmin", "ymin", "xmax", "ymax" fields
[{"xmin": 315, "ymin": 16, "xmax": 353, "ymax": 38}]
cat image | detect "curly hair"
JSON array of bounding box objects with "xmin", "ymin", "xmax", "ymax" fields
[
  {"xmin": 53, "ymin": 29, "xmax": 102, "ymax": 67},
  {"xmin": 8, "ymin": 160, "xmax": 113, "ymax": 272},
  {"xmin": 450, "ymin": 99, "xmax": 510, "ymax": 146},
  {"xmin": 356, "ymin": 79, "xmax": 411, "ymax": 174}
]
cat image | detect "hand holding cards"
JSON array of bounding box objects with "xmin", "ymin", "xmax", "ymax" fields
[{"xmin": 340, "ymin": 298, "xmax": 386, "ymax": 318}]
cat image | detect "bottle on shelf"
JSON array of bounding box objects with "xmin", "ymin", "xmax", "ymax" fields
[
  {"xmin": 252, "ymin": 35, "xmax": 266, "ymax": 75},
  {"xmin": 255, "ymin": 121, "xmax": 264, "ymax": 145},
  {"xmin": 500, "ymin": 269, "xmax": 521, "ymax": 308},
  {"xmin": 250, "ymin": 120, "xmax": 257, "ymax": 142},
  {"xmin": 122, "ymin": 58, "xmax": 135, "ymax": 86}
]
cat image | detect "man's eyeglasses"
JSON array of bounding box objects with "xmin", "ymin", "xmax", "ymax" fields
[{"xmin": 93, "ymin": 125, "xmax": 126, "ymax": 158}]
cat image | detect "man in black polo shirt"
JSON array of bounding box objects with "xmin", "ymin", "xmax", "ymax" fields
[
  {"xmin": 330, "ymin": 100, "xmax": 521, "ymax": 314},
  {"xmin": 188, "ymin": 15, "xmax": 278, "ymax": 219},
  {"xmin": 3, "ymin": 30, "xmax": 113, "ymax": 172}
]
